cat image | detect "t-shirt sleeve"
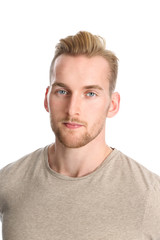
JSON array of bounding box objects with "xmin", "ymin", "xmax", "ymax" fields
[
  {"xmin": 0, "ymin": 166, "xmax": 6, "ymax": 221},
  {"xmin": 142, "ymin": 181, "xmax": 160, "ymax": 239},
  {"xmin": 0, "ymin": 169, "xmax": 3, "ymax": 221}
]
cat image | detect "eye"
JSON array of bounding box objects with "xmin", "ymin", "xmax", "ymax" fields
[
  {"xmin": 86, "ymin": 92, "xmax": 97, "ymax": 97},
  {"xmin": 57, "ymin": 90, "xmax": 68, "ymax": 95}
]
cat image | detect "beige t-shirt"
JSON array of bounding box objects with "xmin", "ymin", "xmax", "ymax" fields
[{"xmin": 0, "ymin": 146, "xmax": 160, "ymax": 240}]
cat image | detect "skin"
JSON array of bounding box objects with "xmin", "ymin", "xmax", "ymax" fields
[{"xmin": 44, "ymin": 54, "xmax": 120, "ymax": 177}]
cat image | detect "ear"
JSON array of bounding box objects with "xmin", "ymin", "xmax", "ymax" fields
[
  {"xmin": 107, "ymin": 92, "xmax": 120, "ymax": 118},
  {"xmin": 44, "ymin": 86, "xmax": 50, "ymax": 112}
]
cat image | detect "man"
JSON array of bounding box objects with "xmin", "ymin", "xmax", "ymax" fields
[{"xmin": 0, "ymin": 31, "xmax": 160, "ymax": 239}]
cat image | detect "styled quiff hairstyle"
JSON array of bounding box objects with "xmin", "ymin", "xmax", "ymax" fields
[{"xmin": 50, "ymin": 31, "xmax": 118, "ymax": 94}]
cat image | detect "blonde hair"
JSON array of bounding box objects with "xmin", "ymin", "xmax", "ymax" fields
[{"xmin": 50, "ymin": 31, "xmax": 118, "ymax": 94}]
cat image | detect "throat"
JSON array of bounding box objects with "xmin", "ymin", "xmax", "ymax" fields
[{"xmin": 47, "ymin": 143, "xmax": 113, "ymax": 178}]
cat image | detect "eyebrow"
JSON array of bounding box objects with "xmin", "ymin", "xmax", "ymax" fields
[{"xmin": 51, "ymin": 82, "xmax": 104, "ymax": 91}]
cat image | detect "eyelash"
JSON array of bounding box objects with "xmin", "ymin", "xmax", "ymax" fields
[
  {"xmin": 55, "ymin": 90, "xmax": 97, "ymax": 97},
  {"xmin": 56, "ymin": 90, "xmax": 68, "ymax": 95},
  {"xmin": 86, "ymin": 92, "xmax": 97, "ymax": 97}
]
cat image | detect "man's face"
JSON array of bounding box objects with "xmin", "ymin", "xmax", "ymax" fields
[{"xmin": 45, "ymin": 54, "xmax": 118, "ymax": 148}]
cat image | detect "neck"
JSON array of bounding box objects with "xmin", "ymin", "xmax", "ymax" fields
[{"xmin": 48, "ymin": 132, "xmax": 112, "ymax": 178}]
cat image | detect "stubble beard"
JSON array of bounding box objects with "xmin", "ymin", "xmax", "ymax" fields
[{"xmin": 49, "ymin": 114, "xmax": 106, "ymax": 148}]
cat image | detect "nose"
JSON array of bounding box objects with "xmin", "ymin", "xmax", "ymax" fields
[{"xmin": 65, "ymin": 94, "xmax": 81, "ymax": 117}]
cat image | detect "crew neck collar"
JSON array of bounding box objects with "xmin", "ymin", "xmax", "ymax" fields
[{"xmin": 43, "ymin": 145, "xmax": 119, "ymax": 181}]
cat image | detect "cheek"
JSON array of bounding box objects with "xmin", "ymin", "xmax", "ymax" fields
[
  {"xmin": 87, "ymin": 101, "xmax": 108, "ymax": 115},
  {"xmin": 85, "ymin": 105, "xmax": 107, "ymax": 124},
  {"xmin": 49, "ymin": 97, "xmax": 65, "ymax": 112}
]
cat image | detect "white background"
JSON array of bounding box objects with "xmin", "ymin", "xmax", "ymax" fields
[{"xmin": 0, "ymin": 0, "xmax": 160, "ymax": 236}]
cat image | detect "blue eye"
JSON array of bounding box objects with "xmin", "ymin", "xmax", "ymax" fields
[
  {"xmin": 57, "ymin": 90, "xmax": 67, "ymax": 95},
  {"xmin": 86, "ymin": 92, "xmax": 97, "ymax": 97}
]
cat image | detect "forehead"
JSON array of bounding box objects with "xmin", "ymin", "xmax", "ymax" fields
[{"xmin": 51, "ymin": 54, "xmax": 110, "ymax": 87}]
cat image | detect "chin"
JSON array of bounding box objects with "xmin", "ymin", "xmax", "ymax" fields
[
  {"xmin": 58, "ymin": 138, "xmax": 88, "ymax": 148},
  {"xmin": 52, "ymin": 125, "xmax": 101, "ymax": 148},
  {"xmin": 55, "ymin": 133, "xmax": 90, "ymax": 148}
]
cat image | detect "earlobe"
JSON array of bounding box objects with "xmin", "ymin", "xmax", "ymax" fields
[
  {"xmin": 44, "ymin": 87, "xmax": 50, "ymax": 112},
  {"xmin": 107, "ymin": 92, "xmax": 120, "ymax": 118}
]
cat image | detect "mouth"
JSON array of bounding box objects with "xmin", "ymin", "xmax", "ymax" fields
[{"xmin": 63, "ymin": 122, "xmax": 83, "ymax": 129}]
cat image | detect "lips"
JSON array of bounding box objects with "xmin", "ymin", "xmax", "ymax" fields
[{"xmin": 63, "ymin": 122, "xmax": 83, "ymax": 129}]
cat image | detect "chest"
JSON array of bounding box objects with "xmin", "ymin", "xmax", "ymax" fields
[{"xmin": 2, "ymin": 182, "xmax": 145, "ymax": 240}]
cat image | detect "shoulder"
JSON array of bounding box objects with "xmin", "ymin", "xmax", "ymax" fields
[
  {"xmin": 0, "ymin": 146, "xmax": 48, "ymax": 183},
  {"xmin": 115, "ymin": 150, "xmax": 160, "ymax": 236},
  {"xmin": 115, "ymin": 149, "xmax": 160, "ymax": 191},
  {"xmin": 0, "ymin": 146, "xmax": 48, "ymax": 214}
]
